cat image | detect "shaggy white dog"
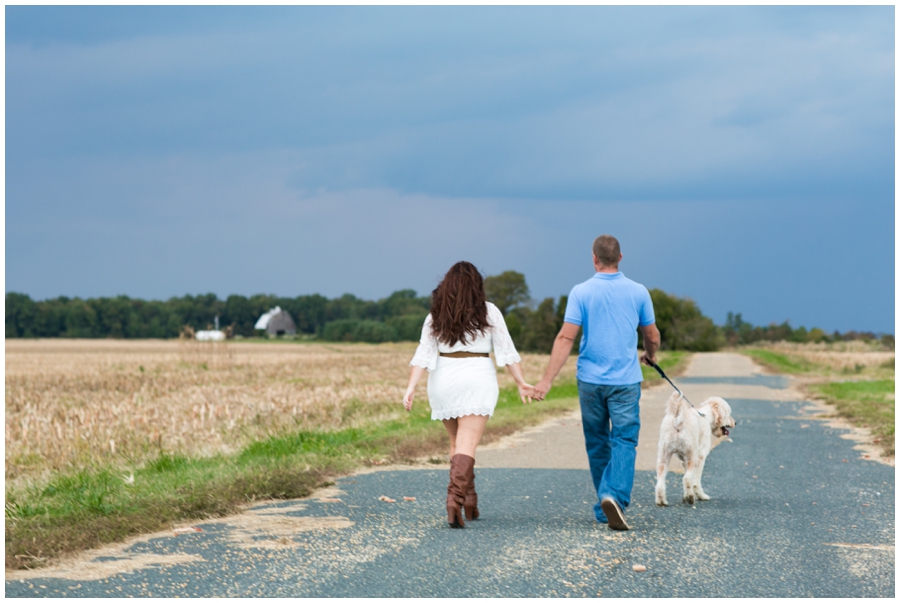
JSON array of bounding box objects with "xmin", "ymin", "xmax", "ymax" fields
[{"xmin": 655, "ymin": 393, "xmax": 735, "ymax": 506}]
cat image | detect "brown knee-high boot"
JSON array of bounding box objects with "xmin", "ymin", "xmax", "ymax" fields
[
  {"xmin": 447, "ymin": 454, "xmax": 474, "ymax": 528},
  {"xmin": 464, "ymin": 459, "xmax": 479, "ymax": 520}
]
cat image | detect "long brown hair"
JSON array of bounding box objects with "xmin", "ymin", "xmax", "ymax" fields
[{"xmin": 430, "ymin": 261, "xmax": 490, "ymax": 346}]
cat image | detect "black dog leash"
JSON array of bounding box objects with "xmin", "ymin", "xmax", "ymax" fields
[{"xmin": 648, "ymin": 361, "xmax": 704, "ymax": 416}]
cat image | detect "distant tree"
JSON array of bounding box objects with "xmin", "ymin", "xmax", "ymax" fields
[
  {"xmin": 508, "ymin": 295, "xmax": 579, "ymax": 354},
  {"xmin": 284, "ymin": 294, "xmax": 330, "ymax": 334},
  {"xmin": 387, "ymin": 314, "xmax": 427, "ymax": 341},
  {"xmin": 222, "ymin": 294, "xmax": 260, "ymax": 337},
  {"xmin": 517, "ymin": 298, "xmax": 560, "ymax": 354},
  {"xmin": 351, "ymin": 320, "xmax": 398, "ymax": 343},
  {"xmin": 320, "ymin": 319, "xmax": 398, "ymax": 343},
  {"xmin": 325, "ymin": 294, "xmax": 371, "ymax": 322},
  {"xmin": 807, "ymin": 328, "xmax": 828, "ymax": 344},
  {"xmin": 63, "ymin": 299, "xmax": 99, "ymax": 338},
  {"xmin": 718, "ymin": 311, "xmax": 879, "ymax": 346},
  {"xmin": 376, "ymin": 289, "xmax": 429, "ymax": 321},
  {"xmin": 504, "ymin": 311, "xmax": 523, "ymax": 342},
  {"xmin": 319, "ymin": 319, "xmax": 358, "ymax": 342},
  {"xmin": 789, "ymin": 326, "xmax": 809, "ymax": 344},
  {"xmin": 723, "ymin": 312, "xmax": 750, "ymax": 345},
  {"xmin": 649, "ymin": 289, "xmax": 720, "ymax": 352},
  {"xmin": 32, "ymin": 296, "xmax": 65, "ymax": 337},
  {"xmin": 484, "ymin": 271, "xmax": 530, "ymax": 315},
  {"xmin": 6, "ymin": 293, "xmax": 37, "ymax": 338}
]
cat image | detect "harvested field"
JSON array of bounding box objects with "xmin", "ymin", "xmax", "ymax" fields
[
  {"xmin": 5, "ymin": 339, "xmax": 572, "ymax": 486},
  {"xmin": 751, "ymin": 340, "xmax": 894, "ymax": 375}
]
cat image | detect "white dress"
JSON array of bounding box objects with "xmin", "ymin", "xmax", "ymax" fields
[{"xmin": 409, "ymin": 301, "xmax": 522, "ymax": 421}]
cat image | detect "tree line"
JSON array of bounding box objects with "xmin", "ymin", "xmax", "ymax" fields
[
  {"xmin": 6, "ymin": 272, "xmax": 892, "ymax": 352},
  {"xmin": 722, "ymin": 312, "xmax": 893, "ymax": 349},
  {"xmin": 4, "ymin": 290, "xmax": 430, "ymax": 342}
]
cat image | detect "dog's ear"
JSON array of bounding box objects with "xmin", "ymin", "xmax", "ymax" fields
[
  {"xmin": 719, "ymin": 399, "xmax": 735, "ymax": 426},
  {"xmin": 709, "ymin": 399, "xmax": 722, "ymax": 426}
]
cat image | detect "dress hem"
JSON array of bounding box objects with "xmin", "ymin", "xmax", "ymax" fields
[{"xmin": 430, "ymin": 410, "xmax": 494, "ymax": 421}]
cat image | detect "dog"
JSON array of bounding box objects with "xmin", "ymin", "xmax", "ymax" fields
[{"xmin": 655, "ymin": 392, "xmax": 735, "ymax": 506}]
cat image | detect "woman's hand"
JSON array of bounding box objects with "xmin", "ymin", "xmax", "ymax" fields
[
  {"xmin": 403, "ymin": 388, "xmax": 415, "ymax": 411},
  {"xmin": 403, "ymin": 366, "xmax": 426, "ymax": 412},
  {"xmin": 517, "ymin": 382, "xmax": 534, "ymax": 404},
  {"xmin": 505, "ymin": 362, "xmax": 534, "ymax": 404}
]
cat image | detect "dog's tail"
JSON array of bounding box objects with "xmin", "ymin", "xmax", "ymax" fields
[{"xmin": 667, "ymin": 392, "xmax": 688, "ymax": 430}]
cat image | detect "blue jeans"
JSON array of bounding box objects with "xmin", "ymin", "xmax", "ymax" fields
[{"xmin": 577, "ymin": 381, "xmax": 642, "ymax": 523}]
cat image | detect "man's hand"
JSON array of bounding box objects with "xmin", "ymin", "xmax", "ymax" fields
[
  {"xmin": 640, "ymin": 350, "xmax": 657, "ymax": 367},
  {"xmin": 532, "ymin": 378, "xmax": 552, "ymax": 401}
]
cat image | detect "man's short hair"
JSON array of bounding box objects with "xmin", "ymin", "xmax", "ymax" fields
[{"xmin": 592, "ymin": 235, "xmax": 621, "ymax": 267}]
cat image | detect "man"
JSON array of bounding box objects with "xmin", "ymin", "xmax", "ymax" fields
[{"xmin": 532, "ymin": 235, "xmax": 660, "ymax": 531}]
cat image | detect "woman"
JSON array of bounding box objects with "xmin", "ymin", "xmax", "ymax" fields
[{"xmin": 403, "ymin": 261, "xmax": 533, "ymax": 528}]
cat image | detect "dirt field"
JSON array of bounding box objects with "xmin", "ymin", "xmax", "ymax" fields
[{"xmin": 5, "ymin": 339, "xmax": 570, "ymax": 486}]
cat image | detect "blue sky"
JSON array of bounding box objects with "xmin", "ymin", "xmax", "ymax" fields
[{"xmin": 5, "ymin": 6, "xmax": 895, "ymax": 333}]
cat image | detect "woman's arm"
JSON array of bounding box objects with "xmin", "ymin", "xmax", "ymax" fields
[
  {"xmin": 484, "ymin": 303, "xmax": 532, "ymax": 403},
  {"xmin": 406, "ymin": 314, "xmax": 437, "ymax": 411},
  {"xmin": 403, "ymin": 365, "xmax": 427, "ymax": 411}
]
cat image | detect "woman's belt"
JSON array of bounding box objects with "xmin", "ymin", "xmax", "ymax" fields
[{"xmin": 439, "ymin": 352, "xmax": 490, "ymax": 358}]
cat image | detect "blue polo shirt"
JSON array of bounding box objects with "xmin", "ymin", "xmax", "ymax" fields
[{"xmin": 563, "ymin": 271, "xmax": 655, "ymax": 385}]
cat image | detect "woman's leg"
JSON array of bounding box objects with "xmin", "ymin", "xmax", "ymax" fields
[
  {"xmin": 453, "ymin": 414, "xmax": 489, "ymax": 457},
  {"xmin": 443, "ymin": 415, "xmax": 489, "ymax": 527},
  {"xmin": 441, "ymin": 417, "xmax": 465, "ymax": 527},
  {"xmin": 442, "ymin": 418, "xmax": 459, "ymax": 458},
  {"xmin": 455, "ymin": 414, "xmax": 489, "ymax": 520}
]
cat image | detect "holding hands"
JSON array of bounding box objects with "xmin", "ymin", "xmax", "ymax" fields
[
  {"xmin": 531, "ymin": 378, "xmax": 552, "ymax": 402},
  {"xmin": 507, "ymin": 362, "xmax": 534, "ymax": 405}
]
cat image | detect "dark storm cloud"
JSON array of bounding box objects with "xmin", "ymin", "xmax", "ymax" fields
[{"xmin": 5, "ymin": 6, "xmax": 894, "ymax": 332}]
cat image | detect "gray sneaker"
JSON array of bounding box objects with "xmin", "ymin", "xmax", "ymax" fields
[{"xmin": 601, "ymin": 497, "xmax": 629, "ymax": 531}]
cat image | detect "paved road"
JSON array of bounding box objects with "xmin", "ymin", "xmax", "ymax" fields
[{"xmin": 6, "ymin": 353, "xmax": 894, "ymax": 597}]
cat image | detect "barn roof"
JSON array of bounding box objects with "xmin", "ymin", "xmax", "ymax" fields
[{"xmin": 254, "ymin": 306, "xmax": 283, "ymax": 330}]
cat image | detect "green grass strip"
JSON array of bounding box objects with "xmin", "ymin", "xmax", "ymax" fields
[
  {"xmin": 811, "ymin": 379, "xmax": 894, "ymax": 456},
  {"xmin": 740, "ymin": 349, "xmax": 814, "ymax": 374}
]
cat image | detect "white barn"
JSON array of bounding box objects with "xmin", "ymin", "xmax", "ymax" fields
[{"xmin": 255, "ymin": 306, "xmax": 297, "ymax": 336}]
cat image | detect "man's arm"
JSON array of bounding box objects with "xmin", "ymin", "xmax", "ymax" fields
[
  {"xmin": 639, "ymin": 323, "xmax": 661, "ymax": 366},
  {"xmin": 532, "ymin": 322, "xmax": 580, "ymax": 401}
]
